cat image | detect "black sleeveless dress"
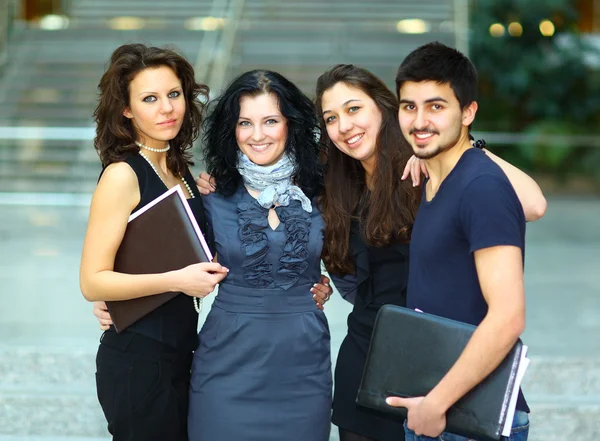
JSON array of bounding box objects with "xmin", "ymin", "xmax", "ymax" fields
[
  {"xmin": 95, "ymin": 154, "xmax": 211, "ymax": 441},
  {"xmin": 331, "ymin": 223, "xmax": 409, "ymax": 441}
]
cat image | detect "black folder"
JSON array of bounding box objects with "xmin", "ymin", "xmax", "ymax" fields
[
  {"xmin": 356, "ymin": 305, "xmax": 524, "ymax": 441},
  {"xmin": 106, "ymin": 185, "xmax": 213, "ymax": 333}
]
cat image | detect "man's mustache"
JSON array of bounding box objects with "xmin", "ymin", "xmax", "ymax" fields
[{"xmin": 409, "ymin": 128, "xmax": 439, "ymax": 136}]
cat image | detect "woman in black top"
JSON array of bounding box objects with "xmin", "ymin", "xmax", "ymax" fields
[
  {"xmin": 79, "ymin": 44, "xmax": 228, "ymax": 441},
  {"xmin": 315, "ymin": 65, "xmax": 419, "ymax": 441}
]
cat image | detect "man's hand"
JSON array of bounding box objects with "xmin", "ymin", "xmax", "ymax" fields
[{"xmin": 386, "ymin": 395, "xmax": 446, "ymax": 437}]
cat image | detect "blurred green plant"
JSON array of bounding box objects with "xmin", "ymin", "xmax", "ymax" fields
[{"xmin": 470, "ymin": 0, "xmax": 600, "ymax": 181}]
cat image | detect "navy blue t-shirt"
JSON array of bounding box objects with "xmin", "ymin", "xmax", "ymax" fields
[{"xmin": 407, "ymin": 147, "xmax": 529, "ymax": 412}]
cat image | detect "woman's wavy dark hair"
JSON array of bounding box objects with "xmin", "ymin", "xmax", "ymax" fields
[
  {"xmin": 202, "ymin": 70, "xmax": 323, "ymax": 198},
  {"xmin": 93, "ymin": 43, "xmax": 209, "ymax": 175},
  {"xmin": 315, "ymin": 64, "xmax": 420, "ymax": 275}
]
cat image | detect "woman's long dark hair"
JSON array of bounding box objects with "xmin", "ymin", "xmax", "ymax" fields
[
  {"xmin": 202, "ymin": 70, "xmax": 323, "ymax": 198},
  {"xmin": 93, "ymin": 43, "xmax": 209, "ymax": 175},
  {"xmin": 315, "ymin": 64, "xmax": 420, "ymax": 275}
]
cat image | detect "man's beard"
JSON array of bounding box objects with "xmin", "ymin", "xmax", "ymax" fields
[{"xmin": 410, "ymin": 126, "xmax": 461, "ymax": 160}]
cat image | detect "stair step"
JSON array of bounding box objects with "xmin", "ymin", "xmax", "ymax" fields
[
  {"xmin": 0, "ymin": 178, "xmax": 98, "ymax": 193},
  {"xmin": 0, "ymin": 163, "xmax": 100, "ymax": 178},
  {"xmin": 0, "ymin": 391, "xmax": 598, "ymax": 440},
  {"xmin": 0, "ymin": 437, "xmax": 108, "ymax": 441},
  {"xmin": 0, "ymin": 107, "xmax": 95, "ymax": 119},
  {"xmin": 0, "ymin": 118, "xmax": 95, "ymax": 126},
  {"xmin": 0, "ymin": 348, "xmax": 599, "ymax": 439},
  {"xmin": 0, "ymin": 395, "xmax": 108, "ymax": 438}
]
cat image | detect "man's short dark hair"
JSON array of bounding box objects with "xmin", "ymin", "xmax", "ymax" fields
[{"xmin": 395, "ymin": 42, "xmax": 478, "ymax": 109}]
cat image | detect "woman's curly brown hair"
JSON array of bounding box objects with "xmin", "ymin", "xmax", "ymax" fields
[{"xmin": 93, "ymin": 43, "xmax": 209, "ymax": 175}]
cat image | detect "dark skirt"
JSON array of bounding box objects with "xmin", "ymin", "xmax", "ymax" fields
[{"xmin": 332, "ymin": 335, "xmax": 406, "ymax": 441}]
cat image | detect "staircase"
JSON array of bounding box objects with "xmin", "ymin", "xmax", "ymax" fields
[
  {"xmin": 0, "ymin": 0, "xmax": 459, "ymax": 194},
  {"xmin": 224, "ymin": 0, "xmax": 458, "ymax": 96},
  {"xmin": 0, "ymin": 0, "xmax": 220, "ymax": 193}
]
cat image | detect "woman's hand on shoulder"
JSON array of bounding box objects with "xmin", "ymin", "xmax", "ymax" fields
[
  {"xmin": 401, "ymin": 155, "xmax": 429, "ymax": 187},
  {"xmin": 311, "ymin": 274, "xmax": 333, "ymax": 310},
  {"xmin": 195, "ymin": 172, "xmax": 216, "ymax": 195},
  {"xmin": 172, "ymin": 262, "xmax": 229, "ymax": 298},
  {"xmin": 93, "ymin": 301, "xmax": 113, "ymax": 331}
]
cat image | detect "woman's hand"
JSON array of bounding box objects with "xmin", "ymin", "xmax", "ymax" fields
[
  {"xmin": 401, "ymin": 155, "xmax": 429, "ymax": 187},
  {"xmin": 195, "ymin": 172, "xmax": 216, "ymax": 195},
  {"xmin": 311, "ymin": 274, "xmax": 333, "ymax": 310},
  {"xmin": 93, "ymin": 301, "xmax": 113, "ymax": 331},
  {"xmin": 174, "ymin": 262, "xmax": 229, "ymax": 298}
]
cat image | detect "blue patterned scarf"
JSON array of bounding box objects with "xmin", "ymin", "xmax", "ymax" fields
[{"xmin": 237, "ymin": 152, "xmax": 312, "ymax": 213}]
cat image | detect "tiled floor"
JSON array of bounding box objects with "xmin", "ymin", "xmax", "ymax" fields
[{"xmin": 1, "ymin": 194, "xmax": 599, "ymax": 440}]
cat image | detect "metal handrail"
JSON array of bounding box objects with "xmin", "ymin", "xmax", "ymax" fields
[
  {"xmin": 194, "ymin": 0, "xmax": 246, "ymax": 97},
  {"xmin": 194, "ymin": 0, "xmax": 230, "ymax": 86},
  {"xmin": 472, "ymin": 132, "xmax": 600, "ymax": 149},
  {"xmin": 207, "ymin": 0, "xmax": 245, "ymax": 95},
  {"xmin": 0, "ymin": 0, "xmax": 16, "ymax": 72}
]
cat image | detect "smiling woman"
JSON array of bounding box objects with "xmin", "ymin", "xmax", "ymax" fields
[
  {"xmin": 188, "ymin": 69, "xmax": 332, "ymax": 441},
  {"xmin": 321, "ymin": 82, "xmax": 383, "ymax": 177},
  {"xmin": 315, "ymin": 64, "xmax": 420, "ymax": 441},
  {"xmin": 235, "ymin": 92, "xmax": 288, "ymax": 166}
]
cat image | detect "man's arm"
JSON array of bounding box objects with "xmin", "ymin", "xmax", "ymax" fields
[
  {"xmin": 427, "ymin": 245, "xmax": 526, "ymax": 407},
  {"xmin": 387, "ymin": 173, "xmax": 527, "ymax": 437},
  {"xmin": 387, "ymin": 245, "xmax": 525, "ymax": 436}
]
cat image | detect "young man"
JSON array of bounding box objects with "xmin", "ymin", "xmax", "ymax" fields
[{"xmin": 385, "ymin": 42, "xmax": 531, "ymax": 441}]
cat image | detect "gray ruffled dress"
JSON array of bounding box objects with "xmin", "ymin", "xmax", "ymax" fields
[{"xmin": 188, "ymin": 186, "xmax": 332, "ymax": 441}]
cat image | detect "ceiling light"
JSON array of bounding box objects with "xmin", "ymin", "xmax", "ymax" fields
[{"xmin": 396, "ymin": 19, "xmax": 430, "ymax": 34}]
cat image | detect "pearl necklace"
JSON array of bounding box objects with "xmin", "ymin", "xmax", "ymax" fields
[
  {"xmin": 137, "ymin": 150, "xmax": 195, "ymax": 200},
  {"xmin": 137, "ymin": 150, "xmax": 202, "ymax": 314},
  {"xmin": 135, "ymin": 140, "xmax": 170, "ymax": 153}
]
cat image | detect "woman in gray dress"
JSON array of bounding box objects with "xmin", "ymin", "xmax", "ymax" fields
[{"xmin": 187, "ymin": 70, "xmax": 332, "ymax": 441}]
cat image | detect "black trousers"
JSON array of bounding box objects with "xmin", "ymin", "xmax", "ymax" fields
[{"xmin": 95, "ymin": 331, "xmax": 192, "ymax": 441}]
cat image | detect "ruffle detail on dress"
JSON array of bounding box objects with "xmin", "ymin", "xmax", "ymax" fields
[
  {"xmin": 275, "ymin": 201, "xmax": 311, "ymax": 290},
  {"xmin": 237, "ymin": 200, "xmax": 275, "ymax": 288}
]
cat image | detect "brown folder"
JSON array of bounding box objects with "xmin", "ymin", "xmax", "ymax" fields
[{"xmin": 106, "ymin": 185, "xmax": 213, "ymax": 333}]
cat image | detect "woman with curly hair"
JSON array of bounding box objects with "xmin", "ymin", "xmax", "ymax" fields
[
  {"xmin": 80, "ymin": 43, "xmax": 228, "ymax": 441},
  {"xmin": 187, "ymin": 69, "xmax": 333, "ymax": 441}
]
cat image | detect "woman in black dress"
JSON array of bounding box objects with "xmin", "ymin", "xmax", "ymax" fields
[
  {"xmin": 315, "ymin": 65, "xmax": 419, "ymax": 441},
  {"xmin": 80, "ymin": 44, "xmax": 229, "ymax": 441}
]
